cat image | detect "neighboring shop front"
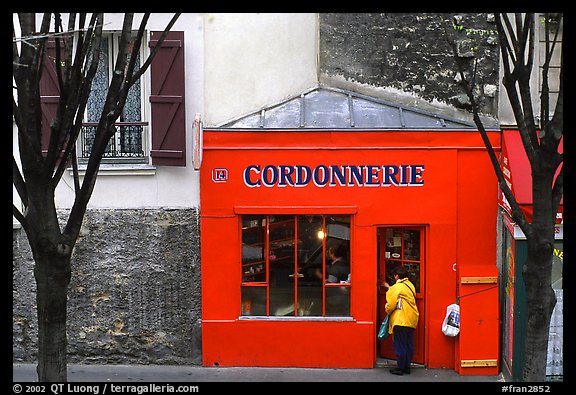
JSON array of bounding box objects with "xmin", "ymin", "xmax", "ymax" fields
[
  {"xmin": 199, "ymin": 88, "xmax": 501, "ymax": 374},
  {"xmin": 499, "ymin": 130, "xmax": 564, "ymax": 381}
]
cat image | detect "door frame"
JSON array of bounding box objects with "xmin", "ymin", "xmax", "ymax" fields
[{"xmin": 376, "ymin": 226, "xmax": 426, "ymax": 365}]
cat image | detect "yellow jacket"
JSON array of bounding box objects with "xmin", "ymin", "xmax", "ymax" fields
[{"xmin": 385, "ymin": 278, "xmax": 419, "ymax": 333}]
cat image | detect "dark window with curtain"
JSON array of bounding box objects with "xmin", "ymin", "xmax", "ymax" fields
[
  {"xmin": 76, "ymin": 30, "xmax": 187, "ymax": 167},
  {"xmin": 82, "ymin": 33, "xmax": 146, "ymax": 162}
]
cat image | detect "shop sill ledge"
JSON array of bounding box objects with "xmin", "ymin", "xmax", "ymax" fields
[{"xmin": 238, "ymin": 316, "xmax": 355, "ymax": 322}]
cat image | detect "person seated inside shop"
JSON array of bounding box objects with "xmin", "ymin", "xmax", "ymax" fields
[{"xmin": 315, "ymin": 244, "xmax": 350, "ymax": 283}]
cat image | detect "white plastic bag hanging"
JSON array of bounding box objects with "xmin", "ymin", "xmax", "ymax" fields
[{"xmin": 442, "ymin": 303, "xmax": 460, "ymax": 337}]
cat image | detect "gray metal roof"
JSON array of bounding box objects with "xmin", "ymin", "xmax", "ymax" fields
[{"xmin": 219, "ymin": 87, "xmax": 476, "ymax": 130}]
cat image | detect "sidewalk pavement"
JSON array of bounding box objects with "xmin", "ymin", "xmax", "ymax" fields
[{"xmin": 14, "ymin": 362, "xmax": 506, "ymax": 383}]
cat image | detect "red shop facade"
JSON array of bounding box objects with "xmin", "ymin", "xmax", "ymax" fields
[{"xmin": 199, "ymin": 88, "xmax": 501, "ymax": 375}]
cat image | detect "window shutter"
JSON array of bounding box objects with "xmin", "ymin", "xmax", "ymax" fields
[
  {"xmin": 149, "ymin": 31, "xmax": 186, "ymax": 166},
  {"xmin": 39, "ymin": 39, "xmax": 61, "ymax": 156}
]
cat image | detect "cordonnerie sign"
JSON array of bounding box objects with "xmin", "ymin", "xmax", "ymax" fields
[{"xmin": 242, "ymin": 164, "xmax": 425, "ymax": 188}]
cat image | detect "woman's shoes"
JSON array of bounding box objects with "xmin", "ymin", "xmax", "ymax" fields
[{"xmin": 389, "ymin": 367, "xmax": 411, "ymax": 375}]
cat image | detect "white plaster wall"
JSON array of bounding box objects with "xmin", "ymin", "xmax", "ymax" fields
[{"xmin": 203, "ymin": 13, "xmax": 318, "ymax": 126}]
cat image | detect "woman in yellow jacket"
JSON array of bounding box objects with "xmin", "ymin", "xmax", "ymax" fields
[{"xmin": 384, "ymin": 266, "xmax": 419, "ymax": 375}]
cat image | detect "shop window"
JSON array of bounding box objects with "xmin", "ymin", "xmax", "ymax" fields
[{"xmin": 241, "ymin": 215, "xmax": 351, "ymax": 317}]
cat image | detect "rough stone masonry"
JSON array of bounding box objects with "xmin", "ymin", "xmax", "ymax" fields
[{"xmin": 13, "ymin": 208, "xmax": 202, "ymax": 365}]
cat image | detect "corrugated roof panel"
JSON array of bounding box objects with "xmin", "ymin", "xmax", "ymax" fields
[
  {"xmin": 352, "ymin": 96, "xmax": 403, "ymax": 128},
  {"xmin": 304, "ymin": 89, "xmax": 351, "ymax": 128},
  {"xmin": 262, "ymin": 98, "xmax": 302, "ymax": 128},
  {"xmin": 219, "ymin": 87, "xmax": 476, "ymax": 129},
  {"xmin": 224, "ymin": 112, "xmax": 261, "ymax": 128}
]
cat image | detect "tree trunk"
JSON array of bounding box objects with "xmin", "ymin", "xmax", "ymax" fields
[
  {"xmin": 34, "ymin": 254, "xmax": 71, "ymax": 382},
  {"xmin": 522, "ymin": 252, "xmax": 556, "ymax": 381},
  {"xmin": 521, "ymin": 166, "xmax": 558, "ymax": 381}
]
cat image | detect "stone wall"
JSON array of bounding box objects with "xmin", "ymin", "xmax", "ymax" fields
[
  {"xmin": 319, "ymin": 13, "xmax": 500, "ymax": 118},
  {"xmin": 13, "ymin": 208, "xmax": 202, "ymax": 365}
]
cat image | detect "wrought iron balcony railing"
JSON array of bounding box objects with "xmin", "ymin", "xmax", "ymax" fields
[{"xmin": 80, "ymin": 122, "xmax": 148, "ymax": 159}]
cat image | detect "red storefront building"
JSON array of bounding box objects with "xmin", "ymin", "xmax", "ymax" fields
[{"xmin": 199, "ymin": 87, "xmax": 501, "ymax": 375}]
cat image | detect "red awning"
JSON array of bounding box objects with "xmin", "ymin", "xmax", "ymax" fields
[{"xmin": 500, "ymin": 130, "xmax": 563, "ymax": 224}]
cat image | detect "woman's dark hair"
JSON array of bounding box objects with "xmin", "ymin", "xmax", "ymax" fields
[{"xmin": 395, "ymin": 265, "xmax": 409, "ymax": 279}]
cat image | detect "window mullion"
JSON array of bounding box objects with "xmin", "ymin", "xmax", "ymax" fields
[
  {"xmin": 321, "ymin": 216, "xmax": 327, "ymax": 316},
  {"xmin": 293, "ymin": 216, "xmax": 299, "ymax": 316},
  {"xmin": 265, "ymin": 215, "xmax": 270, "ymax": 316}
]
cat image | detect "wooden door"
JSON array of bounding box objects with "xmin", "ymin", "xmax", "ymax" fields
[{"xmin": 377, "ymin": 226, "xmax": 425, "ymax": 364}]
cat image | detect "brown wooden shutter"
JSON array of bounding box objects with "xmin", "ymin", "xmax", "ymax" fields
[
  {"xmin": 149, "ymin": 31, "xmax": 186, "ymax": 166},
  {"xmin": 39, "ymin": 39, "xmax": 61, "ymax": 156}
]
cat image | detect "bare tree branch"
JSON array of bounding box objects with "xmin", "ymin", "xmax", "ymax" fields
[
  {"xmin": 495, "ymin": 14, "xmax": 540, "ymax": 165},
  {"xmin": 52, "ymin": 14, "xmax": 103, "ymax": 186},
  {"xmin": 540, "ymin": 14, "xmax": 562, "ymax": 141},
  {"xmin": 121, "ymin": 13, "xmax": 150, "ymax": 96},
  {"xmin": 500, "ymin": 13, "xmax": 518, "ymax": 62},
  {"xmin": 13, "ymin": 204, "xmax": 27, "ymax": 228},
  {"xmin": 131, "ymin": 13, "xmax": 181, "ymax": 83},
  {"xmin": 15, "ymin": 13, "xmax": 45, "ymax": 163},
  {"xmin": 13, "ymin": 156, "xmax": 28, "ymax": 207},
  {"xmin": 444, "ymin": 16, "xmax": 532, "ymax": 238},
  {"xmin": 62, "ymin": 13, "xmax": 181, "ymax": 240},
  {"xmin": 515, "ymin": 15, "xmax": 539, "ymax": 152}
]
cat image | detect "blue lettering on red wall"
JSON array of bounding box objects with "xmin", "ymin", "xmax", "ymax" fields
[{"xmin": 242, "ymin": 164, "xmax": 425, "ymax": 188}]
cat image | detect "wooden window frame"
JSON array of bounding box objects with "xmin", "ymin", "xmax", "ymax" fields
[{"xmin": 240, "ymin": 213, "xmax": 352, "ymax": 318}]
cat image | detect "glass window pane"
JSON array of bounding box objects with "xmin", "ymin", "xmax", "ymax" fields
[
  {"xmin": 87, "ymin": 37, "xmax": 109, "ymax": 122},
  {"xmin": 122, "ymin": 40, "xmax": 141, "ymax": 122},
  {"xmin": 385, "ymin": 228, "xmax": 402, "ymax": 259},
  {"xmin": 269, "ymin": 215, "xmax": 295, "ymax": 316},
  {"xmin": 84, "ymin": 34, "xmax": 144, "ymax": 160},
  {"xmin": 326, "ymin": 215, "xmax": 350, "ymax": 243},
  {"xmin": 297, "ymin": 215, "xmax": 324, "ymax": 316},
  {"xmin": 324, "ymin": 216, "xmax": 351, "ymax": 317},
  {"xmin": 404, "ymin": 262, "xmax": 421, "ymax": 293},
  {"xmin": 384, "ymin": 227, "xmax": 422, "ymax": 293},
  {"xmin": 326, "ymin": 286, "xmax": 350, "ymax": 316},
  {"xmin": 241, "ymin": 286, "xmax": 266, "ymax": 316},
  {"xmin": 242, "ymin": 215, "xmax": 266, "ymax": 283},
  {"xmin": 325, "ymin": 215, "xmax": 351, "ymax": 283},
  {"xmin": 403, "ymin": 229, "xmax": 420, "ymax": 261}
]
